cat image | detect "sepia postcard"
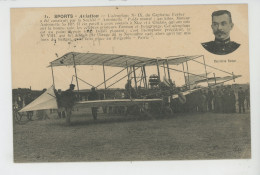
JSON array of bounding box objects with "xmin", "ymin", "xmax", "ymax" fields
[{"xmin": 11, "ymin": 4, "xmax": 251, "ymax": 163}]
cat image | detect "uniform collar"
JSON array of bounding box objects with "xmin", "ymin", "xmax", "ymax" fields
[{"xmin": 214, "ymin": 37, "xmax": 231, "ymax": 44}]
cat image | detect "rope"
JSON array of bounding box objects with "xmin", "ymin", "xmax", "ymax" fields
[{"xmin": 73, "ymin": 75, "xmax": 94, "ymax": 87}]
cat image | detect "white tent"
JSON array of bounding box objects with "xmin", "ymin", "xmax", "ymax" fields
[{"xmin": 19, "ymin": 86, "xmax": 58, "ymax": 112}]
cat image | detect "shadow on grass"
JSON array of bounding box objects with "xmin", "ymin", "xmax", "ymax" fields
[
  {"xmin": 47, "ymin": 111, "xmax": 220, "ymax": 127},
  {"xmin": 49, "ymin": 112, "xmax": 178, "ymax": 127}
]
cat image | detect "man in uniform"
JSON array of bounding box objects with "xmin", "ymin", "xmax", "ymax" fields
[
  {"xmin": 88, "ymin": 87, "xmax": 99, "ymax": 120},
  {"xmin": 201, "ymin": 10, "xmax": 240, "ymax": 55},
  {"xmin": 230, "ymin": 88, "xmax": 236, "ymax": 113},
  {"xmin": 124, "ymin": 80, "xmax": 138, "ymax": 115},
  {"xmin": 222, "ymin": 86, "xmax": 229, "ymax": 113},
  {"xmin": 214, "ymin": 86, "xmax": 223, "ymax": 113},
  {"xmin": 238, "ymin": 87, "xmax": 245, "ymax": 113},
  {"xmin": 55, "ymin": 89, "xmax": 66, "ymax": 118},
  {"xmin": 125, "ymin": 80, "xmax": 136, "ymax": 99},
  {"xmin": 61, "ymin": 84, "xmax": 76, "ymax": 124},
  {"xmin": 245, "ymin": 87, "xmax": 250, "ymax": 109},
  {"xmin": 207, "ymin": 87, "xmax": 214, "ymax": 112}
]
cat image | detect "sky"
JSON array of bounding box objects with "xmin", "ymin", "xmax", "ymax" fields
[{"xmin": 11, "ymin": 4, "xmax": 249, "ymax": 90}]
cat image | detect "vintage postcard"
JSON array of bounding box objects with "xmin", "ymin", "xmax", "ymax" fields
[{"xmin": 11, "ymin": 4, "xmax": 250, "ymax": 162}]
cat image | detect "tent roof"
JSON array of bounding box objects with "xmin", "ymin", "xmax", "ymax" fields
[{"xmin": 49, "ymin": 52, "xmax": 202, "ymax": 67}]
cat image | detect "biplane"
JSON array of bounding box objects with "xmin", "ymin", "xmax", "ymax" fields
[{"xmin": 18, "ymin": 52, "xmax": 241, "ymax": 124}]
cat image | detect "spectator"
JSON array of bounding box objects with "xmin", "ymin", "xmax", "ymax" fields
[
  {"xmin": 88, "ymin": 87, "xmax": 99, "ymax": 120},
  {"xmin": 238, "ymin": 87, "xmax": 245, "ymax": 113}
]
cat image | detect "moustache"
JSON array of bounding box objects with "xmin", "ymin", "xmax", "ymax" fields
[{"xmin": 214, "ymin": 30, "xmax": 226, "ymax": 35}]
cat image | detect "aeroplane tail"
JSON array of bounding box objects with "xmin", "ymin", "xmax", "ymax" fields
[{"xmin": 19, "ymin": 86, "xmax": 58, "ymax": 112}]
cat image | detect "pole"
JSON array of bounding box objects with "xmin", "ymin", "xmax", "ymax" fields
[
  {"xmin": 103, "ymin": 63, "xmax": 107, "ymax": 89},
  {"xmin": 166, "ymin": 59, "xmax": 171, "ymax": 80},
  {"xmin": 50, "ymin": 63, "xmax": 55, "ymax": 89},
  {"xmin": 143, "ymin": 65, "xmax": 148, "ymax": 88},
  {"xmin": 232, "ymin": 72, "xmax": 235, "ymax": 82},
  {"xmin": 186, "ymin": 61, "xmax": 190, "ymax": 90},
  {"xmin": 163, "ymin": 62, "xmax": 166, "ymax": 77},
  {"xmin": 126, "ymin": 61, "xmax": 130, "ymax": 81},
  {"xmin": 133, "ymin": 65, "xmax": 137, "ymax": 89},
  {"xmin": 202, "ymin": 55, "xmax": 209, "ymax": 87},
  {"xmin": 156, "ymin": 59, "xmax": 161, "ymax": 81},
  {"xmin": 182, "ymin": 63, "xmax": 186, "ymax": 85},
  {"xmin": 72, "ymin": 54, "xmax": 80, "ymax": 99},
  {"xmin": 130, "ymin": 66, "xmax": 133, "ymax": 79},
  {"xmin": 140, "ymin": 67, "xmax": 144, "ymax": 87},
  {"xmin": 213, "ymin": 73, "xmax": 217, "ymax": 85}
]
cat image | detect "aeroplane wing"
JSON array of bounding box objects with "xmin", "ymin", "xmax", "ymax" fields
[
  {"xmin": 166, "ymin": 55, "xmax": 202, "ymax": 65},
  {"xmin": 49, "ymin": 52, "xmax": 203, "ymax": 68},
  {"xmin": 195, "ymin": 75, "xmax": 242, "ymax": 84},
  {"xmin": 75, "ymin": 98, "xmax": 163, "ymax": 108},
  {"xmin": 172, "ymin": 75, "xmax": 242, "ymax": 100},
  {"xmin": 172, "ymin": 88, "xmax": 202, "ymax": 99},
  {"xmin": 50, "ymin": 52, "xmax": 156, "ymax": 67}
]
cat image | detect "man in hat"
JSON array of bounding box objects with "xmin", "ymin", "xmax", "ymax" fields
[
  {"xmin": 230, "ymin": 88, "xmax": 236, "ymax": 113},
  {"xmin": 207, "ymin": 87, "xmax": 214, "ymax": 112},
  {"xmin": 238, "ymin": 87, "xmax": 245, "ymax": 113},
  {"xmin": 61, "ymin": 84, "xmax": 76, "ymax": 124},
  {"xmin": 88, "ymin": 87, "xmax": 99, "ymax": 120},
  {"xmin": 214, "ymin": 86, "xmax": 223, "ymax": 113},
  {"xmin": 201, "ymin": 10, "xmax": 240, "ymax": 55},
  {"xmin": 125, "ymin": 80, "xmax": 137, "ymax": 99},
  {"xmin": 55, "ymin": 89, "xmax": 66, "ymax": 118}
]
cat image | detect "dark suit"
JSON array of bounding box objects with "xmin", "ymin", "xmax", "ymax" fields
[
  {"xmin": 88, "ymin": 90, "xmax": 99, "ymax": 120},
  {"xmin": 61, "ymin": 88, "xmax": 76, "ymax": 124},
  {"xmin": 238, "ymin": 89, "xmax": 245, "ymax": 113},
  {"xmin": 202, "ymin": 38, "xmax": 240, "ymax": 55}
]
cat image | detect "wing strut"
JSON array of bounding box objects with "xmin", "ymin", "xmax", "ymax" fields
[
  {"xmin": 103, "ymin": 63, "xmax": 107, "ymax": 89},
  {"xmin": 96, "ymin": 67, "xmax": 127, "ymax": 88},
  {"xmin": 73, "ymin": 54, "xmax": 80, "ymax": 100},
  {"xmin": 182, "ymin": 63, "xmax": 187, "ymax": 86},
  {"xmin": 213, "ymin": 73, "xmax": 217, "ymax": 85},
  {"xmin": 50, "ymin": 63, "xmax": 55, "ymax": 89},
  {"xmin": 191, "ymin": 59, "xmax": 233, "ymax": 75},
  {"xmin": 107, "ymin": 66, "xmax": 141, "ymax": 89},
  {"xmin": 143, "ymin": 66, "xmax": 148, "ymax": 88},
  {"xmin": 166, "ymin": 59, "xmax": 171, "ymax": 80},
  {"xmin": 156, "ymin": 59, "xmax": 161, "ymax": 81},
  {"xmin": 133, "ymin": 65, "xmax": 137, "ymax": 90},
  {"xmin": 202, "ymin": 55, "xmax": 209, "ymax": 87},
  {"xmin": 185, "ymin": 61, "xmax": 190, "ymax": 90}
]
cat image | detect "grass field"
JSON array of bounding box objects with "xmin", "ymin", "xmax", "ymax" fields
[{"xmin": 13, "ymin": 108, "xmax": 251, "ymax": 162}]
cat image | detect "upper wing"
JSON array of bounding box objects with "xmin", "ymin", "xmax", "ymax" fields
[
  {"xmin": 49, "ymin": 52, "xmax": 202, "ymax": 67},
  {"xmin": 166, "ymin": 55, "xmax": 202, "ymax": 65},
  {"xmin": 50, "ymin": 52, "xmax": 156, "ymax": 67}
]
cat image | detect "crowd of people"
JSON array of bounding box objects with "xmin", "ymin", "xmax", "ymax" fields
[
  {"xmin": 173, "ymin": 85, "xmax": 250, "ymax": 114},
  {"xmin": 13, "ymin": 80, "xmax": 250, "ymax": 124}
]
